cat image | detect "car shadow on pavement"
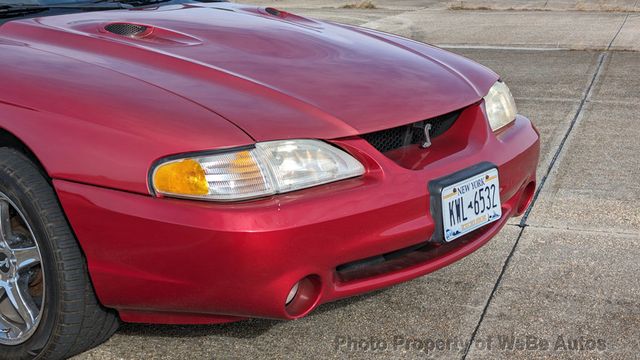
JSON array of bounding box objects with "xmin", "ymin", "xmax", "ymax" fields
[{"xmin": 115, "ymin": 288, "xmax": 389, "ymax": 339}]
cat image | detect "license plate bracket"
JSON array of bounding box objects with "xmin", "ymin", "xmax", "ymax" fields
[{"xmin": 429, "ymin": 162, "xmax": 502, "ymax": 243}]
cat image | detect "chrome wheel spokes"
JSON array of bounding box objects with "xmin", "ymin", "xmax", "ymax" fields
[
  {"xmin": 13, "ymin": 246, "xmax": 41, "ymax": 272},
  {"xmin": 0, "ymin": 201, "xmax": 12, "ymax": 249},
  {"xmin": 0, "ymin": 195, "xmax": 44, "ymax": 345},
  {"xmin": 1, "ymin": 278, "xmax": 38, "ymax": 329}
]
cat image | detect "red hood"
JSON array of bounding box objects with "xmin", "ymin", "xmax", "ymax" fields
[{"xmin": 0, "ymin": 2, "xmax": 498, "ymax": 141}]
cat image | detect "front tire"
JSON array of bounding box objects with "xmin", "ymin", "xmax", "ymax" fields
[{"xmin": 0, "ymin": 148, "xmax": 118, "ymax": 359}]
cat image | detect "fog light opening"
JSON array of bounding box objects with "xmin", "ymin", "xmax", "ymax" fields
[
  {"xmin": 285, "ymin": 282, "xmax": 300, "ymax": 305},
  {"xmin": 516, "ymin": 181, "xmax": 536, "ymax": 215},
  {"xmin": 284, "ymin": 275, "xmax": 322, "ymax": 318}
]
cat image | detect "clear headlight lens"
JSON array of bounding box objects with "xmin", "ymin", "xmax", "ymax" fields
[
  {"xmin": 151, "ymin": 140, "xmax": 365, "ymax": 201},
  {"xmin": 484, "ymin": 81, "xmax": 517, "ymax": 131}
]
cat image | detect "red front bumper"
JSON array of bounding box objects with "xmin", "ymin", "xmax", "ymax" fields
[{"xmin": 54, "ymin": 106, "xmax": 539, "ymax": 325}]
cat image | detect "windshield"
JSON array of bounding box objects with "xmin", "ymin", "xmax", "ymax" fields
[
  {"xmin": 2, "ymin": 0, "xmax": 97, "ymax": 4},
  {"xmin": 0, "ymin": 0, "xmax": 226, "ymax": 22},
  {"xmin": 1, "ymin": 0, "xmax": 225, "ymax": 4}
]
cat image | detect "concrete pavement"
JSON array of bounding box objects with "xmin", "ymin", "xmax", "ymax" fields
[{"xmin": 77, "ymin": 1, "xmax": 640, "ymax": 359}]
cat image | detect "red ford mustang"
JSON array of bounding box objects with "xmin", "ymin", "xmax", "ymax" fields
[{"xmin": 0, "ymin": 0, "xmax": 539, "ymax": 358}]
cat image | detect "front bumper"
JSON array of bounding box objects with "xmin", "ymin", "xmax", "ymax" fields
[{"xmin": 55, "ymin": 106, "xmax": 539, "ymax": 324}]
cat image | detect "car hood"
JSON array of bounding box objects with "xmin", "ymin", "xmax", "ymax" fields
[{"xmin": 1, "ymin": 2, "xmax": 498, "ymax": 141}]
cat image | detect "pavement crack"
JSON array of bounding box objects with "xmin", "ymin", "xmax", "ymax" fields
[
  {"xmin": 461, "ymin": 52, "xmax": 610, "ymax": 360},
  {"xmin": 518, "ymin": 51, "xmax": 608, "ymax": 227},
  {"xmin": 438, "ymin": 44, "xmax": 570, "ymax": 51},
  {"xmin": 460, "ymin": 225, "xmax": 527, "ymax": 360},
  {"xmin": 608, "ymin": 12, "xmax": 631, "ymax": 50},
  {"xmin": 523, "ymin": 224, "xmax": 639, "ymax": 237}
]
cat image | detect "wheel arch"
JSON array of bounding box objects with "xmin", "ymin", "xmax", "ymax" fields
[{"xmin": 0, "ymin": 126, "xmax": 51, "ymax": 182}]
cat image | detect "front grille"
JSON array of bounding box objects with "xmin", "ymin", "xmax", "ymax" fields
[{"xmin": 361, "ymin": 109, "xmax": 462, "ymax": 153}]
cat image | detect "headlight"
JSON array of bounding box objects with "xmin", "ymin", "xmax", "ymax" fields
[
  {"xmin": 483, "ymin": 81, "xmax": 517, "ymax": 131},
  {"xmin": 151, "ymin": 140, "xmax": 365, "ymax": 201}
]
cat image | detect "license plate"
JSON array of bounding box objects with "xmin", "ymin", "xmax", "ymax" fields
[{"xmin": 440, "ymin": 168, "xmax": 501, "ymax": 242}]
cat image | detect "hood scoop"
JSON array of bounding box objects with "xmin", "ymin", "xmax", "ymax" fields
[
  {"xmin": 104, "ymin": 23, "xmax": 149, "ymax": 37},
  {"xmin": 100, "ymin": 22, "xmax": 203, "ymax": 46}
]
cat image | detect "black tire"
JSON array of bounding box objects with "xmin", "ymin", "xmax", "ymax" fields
[{"xmin": 0, "ymin": 148, "xmax": 119, "ymax": 359}]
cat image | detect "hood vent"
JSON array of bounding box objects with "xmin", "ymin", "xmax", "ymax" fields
[
  {"xmin": 104, "ymin": 23, "xmax": 149, "ymax": 37},
  {"xmin": 99, "ymin": 22, "xmax": 203, "ymax": 45},
  {"xmin": 265, "ymin": 7, "xmax": 284, "ymax": 17},
  {"xmin": 258, "ymin": 7, "xmax": 321, "ymax": 28}
]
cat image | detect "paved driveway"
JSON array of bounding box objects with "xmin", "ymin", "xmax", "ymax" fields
[{"xmin": 77, "ymin": 1, "xmax": 640, "ymax": 359}]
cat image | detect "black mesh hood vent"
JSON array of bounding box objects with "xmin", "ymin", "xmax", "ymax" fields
[{"xmin": 104, "ymin": 23, "xmax": 149, "ymax": 37}]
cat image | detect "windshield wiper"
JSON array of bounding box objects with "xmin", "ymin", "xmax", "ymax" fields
[{"xmin": 0, "ymin": 2, "xmax": 130, "ymax": 17}]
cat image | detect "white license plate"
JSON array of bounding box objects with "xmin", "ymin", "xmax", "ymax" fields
[{"xmin": 441, "ymin": 168, "xmax": 501, "ymax": 242}]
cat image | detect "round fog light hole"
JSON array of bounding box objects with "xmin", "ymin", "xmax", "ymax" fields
[
  {"xmin": 286, "ymin": 282, "xmax": 300, "ymax": 305},
  {"xmin": 284, "ymin": 275, "xmax": 322, "ymax": 318},
  {"xmin": 517, "ymin": 181, "xmax": 536, "ymax": 215}
]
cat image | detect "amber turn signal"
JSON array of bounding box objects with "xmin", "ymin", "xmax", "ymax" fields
[{"xmin": 152, "ymin": 159, "xmax": 209, "ymax": 196}]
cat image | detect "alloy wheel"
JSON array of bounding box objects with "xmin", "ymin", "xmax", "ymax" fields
[{"xmin": 0, "ymin": 192, "xmax": 45, "ymax": 346}]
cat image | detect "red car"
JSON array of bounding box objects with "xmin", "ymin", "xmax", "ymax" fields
[{"xmin": 0, "ymin": 0, "xmax": 539, "ymax": 358}]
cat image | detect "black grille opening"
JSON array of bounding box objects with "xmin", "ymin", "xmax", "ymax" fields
[
  {"xmin": 335, "ymin": 221, "xmax": 495, "ymax": 283},
  {"xmin": 104, "ymin": 23, "xmax": 149, "ymax": 37},
  {"xmin": 361, "ymin": 109, "xmax": 462, "ymax": 153}
]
